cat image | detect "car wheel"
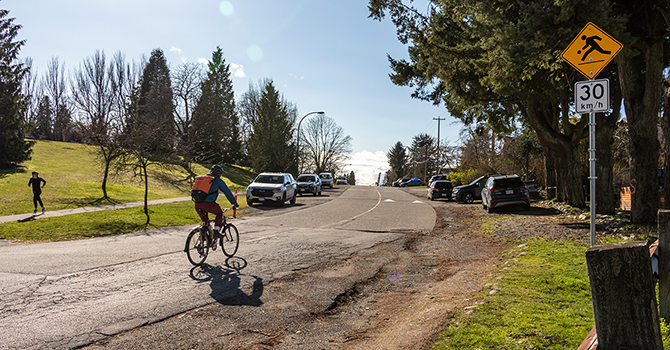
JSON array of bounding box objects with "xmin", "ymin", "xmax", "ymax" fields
[
  {"xmin": 313, "ymin": 188, "xmax": 318, "ymax": 196},
  {"xmin": 279, "ymin": 193, "xmax": 286, "ymax": 207},
  {"xmin": 290, "ymin": 193, "xmax": 297, "ymax": 205},
  {"xmin": 524, "ymin": 203, "xmax": 531, "ymax": 211},
  {"xmin": 246, "ymin": 199, "xmax": 253, "ymax": 206},
  {"xmin": 463, "ymin": 192, "xmax": 474, "ymax": 204}
]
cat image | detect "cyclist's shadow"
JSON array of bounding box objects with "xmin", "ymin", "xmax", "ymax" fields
[{"xmin": 189, "ymin": 257, "xmax": 263, "ymax": 307}]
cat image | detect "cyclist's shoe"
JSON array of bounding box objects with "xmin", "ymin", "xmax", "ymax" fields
[
  {"xmin": 212, "ymin": 229, "xmax": 223, "ymax": 239},
  {"xmin": 32, "ymin": 209, "xmax": 37, "ymax": 214},
  {"xmin": 42, "ymin": 207, "xmax": 46, "ymax": 214}
]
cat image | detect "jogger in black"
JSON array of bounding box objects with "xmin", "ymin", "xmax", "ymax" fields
[{"xmin": 28, "ymin": 171, "xmax": 46, "ymax": 214}]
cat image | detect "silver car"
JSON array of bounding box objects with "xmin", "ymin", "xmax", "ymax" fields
[
  {"xmin": 246, "ymin": 172, "xmax": 297, "ymax": 207},
  {"xmin": 319, "ymin": 172, "xmax": 333, "ymax": 188}
]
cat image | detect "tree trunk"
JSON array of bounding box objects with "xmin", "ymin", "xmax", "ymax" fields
[
  {"xmin": 595, "ymin": 78, "xmax": 621, "ymax": 215},
  {"xmin": 663, "ymin": 72, "xmax": 670, "ymax": 209},
  {"xmin": 555, "ymin": 144, "xmax": 586, "ymax": 207},
  {"xmin": 142, "ymin": 161, "xmax": 150, "ymax": 226},
  {"xmin": 543, "ymin": 143, "xmax": 557, "ymax": 200},
  {"xmin": 618, "ymin": 37, "xmax": 663, "ymax": 225},
  {"xmin": 527, "ymin": 100, "xmax": 586, "ymax": 208}
]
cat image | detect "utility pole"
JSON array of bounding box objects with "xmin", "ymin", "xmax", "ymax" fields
[{"xmin": 433, "ymin": 116, "xmax": 445, "ymax": 173}]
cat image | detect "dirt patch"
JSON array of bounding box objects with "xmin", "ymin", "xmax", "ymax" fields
[{"xmin": 84, "ymin": 196, "xmax": 604, "ymax": 350}]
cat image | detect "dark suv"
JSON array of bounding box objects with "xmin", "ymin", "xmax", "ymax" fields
[
  {"xmin": 481, "ymin": 175, "xmax": 530, "ymax": 213},
  {"xmin": 428, "ymin": 180, "xmax": 453, "ymax": 201},
  {"xmin": 452, "ymin": 174, "xmax": 503, "ymax": 204}
]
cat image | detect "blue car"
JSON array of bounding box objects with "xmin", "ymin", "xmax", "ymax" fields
[{"xmin": 400, "ymin": 178, "xmax": 425, "ymax": 187}]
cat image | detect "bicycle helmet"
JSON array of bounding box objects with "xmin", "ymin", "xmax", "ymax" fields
[{"xmin": 210, "ymin": 164, "xmax": 224, "ymax": 177}]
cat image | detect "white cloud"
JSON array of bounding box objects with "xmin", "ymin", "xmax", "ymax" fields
[
  {"xmin": 197, "ymin": 57, "xmax": 209, "ymax": 65},
  {"xmin": 230, "ymin": 63, "xmax": 246, "ymax": 78},
  {"xmin": 344, "ymin": 150, "xmax": 390, "ymax": 186},
  {"xmin": 170, "ymin": 46, "xmax": 182, "ymax": 55}
]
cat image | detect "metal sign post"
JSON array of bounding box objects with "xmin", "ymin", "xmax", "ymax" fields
[
  {"xmin": 563, "ymin": 22, "xmax": 621, "ymax": 246},
  {"xmin": 575, "ymin": 79, "xmax": 610, "ymax": 246}
]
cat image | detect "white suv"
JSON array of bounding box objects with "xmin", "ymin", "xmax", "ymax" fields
[
  {"xmin": 319, "ymin": 173, "xmax": 334, "ymax": 188},
  {"xmin": 246, "ymin": 172, "xmax": 297, "ymax": 206}
]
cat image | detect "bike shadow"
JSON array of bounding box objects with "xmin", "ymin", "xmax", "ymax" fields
[{"xmin": 189, "ymin": 256, "xmax": 263, "ymax": 307}]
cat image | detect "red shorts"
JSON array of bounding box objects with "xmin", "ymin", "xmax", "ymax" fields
[{"xmin": 194, "ymin": 201, "xmax": 223, "ymax": 227}]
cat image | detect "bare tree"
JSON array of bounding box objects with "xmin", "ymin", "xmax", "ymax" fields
[
  {"xmin": 43, "ymin": 57, "xmax": 70, "ymax": 141},
  {"xmin": 301, "ymin": 113, "xmax": 352, "ymax": 174},
  {"xmin": 70, "ymin": 50, "xmax": 128, "ymax": 201},
  {"xmin": 21, "ymin": 58, "xmax": 40, "ymax": 128},
  {"xmin": 172, "ymin": 62, "xmax": 203, "ymax": 168}
]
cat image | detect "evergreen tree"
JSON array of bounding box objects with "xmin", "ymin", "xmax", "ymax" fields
[
  {"xmin": 0, "ymin": 9, "xmax": 33, "ymax": 168},
  {"xmin": 126, "ymin": 48, "xmax": 175, "ymax": 156},
  {"xmin": 386, "ymin": 141, "xmax": 408, "ymax": 180},
  {"xmin": 52, "ymin": 102, "xmax": 72, "ymax": 142},
  {"xmin": 348, "ymin": 171, "xmax": 356, "ymax": 186},
  {"xmin": 32, "ymin": 95, "xmax": 52, "ymax": 139},
  {"xmin": 247, "ymin": 80, "xmax": 297, "ymax": 173},
  {"xmin": 190, "ymin": 47, "xmax": 242, "ymax": 164}
]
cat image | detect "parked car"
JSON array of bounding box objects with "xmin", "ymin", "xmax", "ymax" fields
[
  {"xmin": 428, "ymin": 174, "xmax": 449, "ymax": 187},
  {"xmin": 481, "ymin": 175, "xmax": 530, "ymax": 213},
  {"xmin": 428, "ymin": 180, "xmax": 453, "ymax": 201},
  {"xmin": 452, "ymin": 174, "xmax": 503, "ymax": 204},
  {"xmin": 319, "ymin": 172, "xmax": 334, "ymax": 188},
  {"xmin": 296, "ymin": 174, "xmax": 322, "ymax": 196},
  {"xmin": 336, "ymin": 177, "xmax": 348, "ymax": 185},
  {"xmin": 393, "ymin": 177, "xmax": 411, "ymax": 187},
  {"xmin": 400, "ymin": 178, "xmax": 425, "ymax": 187},
  {"xmin": 524, "ymin": 180, "xmax": 539, "ymax": 197},
  {"xmin": 246, "ymin": 172, "xmax": 297, "ymax": 207}
]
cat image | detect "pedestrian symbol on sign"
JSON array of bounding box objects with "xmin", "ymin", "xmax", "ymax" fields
[
  {"xmin": 578, "ymin": 35, "xmax": 611, "ymax": 61},
  {"xmin": 561, "ymin": 22, "xmax": 622, "ymax": 80}
]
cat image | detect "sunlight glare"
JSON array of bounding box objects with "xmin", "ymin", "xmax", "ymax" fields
[
  {"xmin": 219, "ymin": 1, "xmax": 234, "ymax": 16},
  {"xmin": 247, "ymin": 45, "xmax": 263, "ymax": 62}
]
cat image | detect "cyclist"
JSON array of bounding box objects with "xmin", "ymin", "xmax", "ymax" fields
[{"xmin": 194, "ymin": 165, "xmax": 239, "ymax": 237}]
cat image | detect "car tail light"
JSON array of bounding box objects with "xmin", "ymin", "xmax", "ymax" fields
[{"xmin": 489, "ymin": 188, "xmax": 500, "ymax": 193}]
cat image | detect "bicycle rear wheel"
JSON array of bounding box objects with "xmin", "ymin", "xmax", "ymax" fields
[
  {"xmin": 220, "ymin": 223, "xmax": 239, "ymax": 257},
  {"xmin": 186, "ymin": 228, "xmax": 209, "ymax": 266}
]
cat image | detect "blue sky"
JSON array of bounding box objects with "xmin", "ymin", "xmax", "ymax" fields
[{"xmin": 4, "ymin": 0, "xmax": 462, "ymax": 184}]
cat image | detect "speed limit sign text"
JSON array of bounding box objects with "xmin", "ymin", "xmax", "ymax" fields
[{"xmin": 575, "ymin": 79, "xmax": 610, "ymax": 113}]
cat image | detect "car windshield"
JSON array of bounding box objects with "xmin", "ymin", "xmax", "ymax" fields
[
  {"xmin": 493, "ymin": 178, "xmax": 524, "ymax": 188},
  {"xmin": 320, "ymin": 174, "xmax": 331, "ymax": 179},
  {"xmin": 469, "ymin": 177, "xmax": 484, "ymax": 186},
  {"xmin": 255, "ymin": 175, "xmax": 284, "ymax": 184},
  {"xmin": 297, "ymin": 176, "xmax": 315, "ymax": 182}
]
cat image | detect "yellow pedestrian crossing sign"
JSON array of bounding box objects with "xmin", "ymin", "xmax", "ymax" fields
[{"xmin": 561, "ymin": 22, "xmax": 623, "ymax": 80}]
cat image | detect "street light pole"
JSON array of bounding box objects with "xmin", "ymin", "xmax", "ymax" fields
[{"xmin": 296, "ymin": 111, "xmax": 325, "ymax": 175}]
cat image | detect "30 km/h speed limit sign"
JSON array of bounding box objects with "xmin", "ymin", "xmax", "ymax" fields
[{"xmin": 575, "ymin": 79, "xmax": 609, "ymax": 113}]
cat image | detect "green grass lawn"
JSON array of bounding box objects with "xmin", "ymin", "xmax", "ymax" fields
[
  {"xmin": 0, "ymin": 140, "xmax": 253, "ymax": 242},
  {"xmin": 0, "ymin": 140, "xmax": 253, "ymax": 216},
  {"xmin": 432, "ymin": 238, "xmax": 595, "ymax": 350}
]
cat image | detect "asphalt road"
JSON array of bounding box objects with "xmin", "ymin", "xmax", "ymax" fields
[{"xmin": 0, "ymin": 186, "xmax": 435, "ymax": 350}]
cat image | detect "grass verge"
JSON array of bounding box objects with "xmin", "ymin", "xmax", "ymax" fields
[
  {"xmin": 432, "ymin": 238, "xmax": 594, "ymax": 350},
  {"xmin": 0, "ymin": 200, "xmax": 243, "ymax": 242},
  {"xmin": 0, "ymin": 140, "xmax": 253, "ymax": 216}
]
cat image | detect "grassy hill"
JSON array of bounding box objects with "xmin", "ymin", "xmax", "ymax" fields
[{"xmin": 0, "ymin": 140, "xmax": 254, "ymax": 216}]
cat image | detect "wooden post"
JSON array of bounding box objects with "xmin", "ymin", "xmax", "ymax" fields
[
  {"xmin": 659, "ymin": 210, "xmax": 670, "ymax": 321},
  {"xmin": 585, "ymin": 241, "xmax": 663, "ymax": 350}
]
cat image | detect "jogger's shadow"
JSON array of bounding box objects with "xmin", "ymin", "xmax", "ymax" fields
[{"xmin": 189, "ymin": 257, "xmax": 263, "ymax": 307}]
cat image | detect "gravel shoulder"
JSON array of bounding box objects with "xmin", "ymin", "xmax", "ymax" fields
[{"xmin": 82, "ymin": 187, "xmax": 597, "ymax": 350}]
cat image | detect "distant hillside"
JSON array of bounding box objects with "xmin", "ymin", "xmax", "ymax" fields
[{"xmin": 0, "ymin": 140, "xmax": 254, "ymax": 216}]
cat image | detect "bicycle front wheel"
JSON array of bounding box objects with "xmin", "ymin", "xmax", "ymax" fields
[
  {"xmin": 186, "ymin": 228, "xmax": 209, "ymax": 266},
  {"xmin": 220, "ymin": 223, "xmax": 239, "ymax": 257}
]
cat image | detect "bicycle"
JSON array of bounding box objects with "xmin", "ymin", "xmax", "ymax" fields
[{"xmin": 185, "ymin": 207, "xmax": 239, "ymax": 266}]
